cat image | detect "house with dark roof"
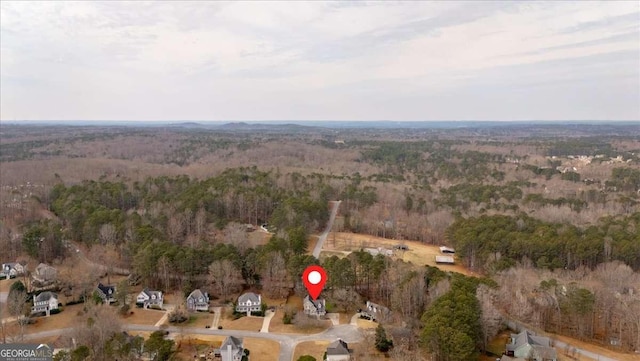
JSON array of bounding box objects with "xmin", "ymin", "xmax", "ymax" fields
[
  {"xmin": 362, "ymin": 300, "xmax": 390, "ymax": 322},
  {"xmin": 186, "ymin": 289, "xmax": 209, "ymax": 312},
  {"xmin": 303, "ymin": 295, "xmax": 326, "ymax": 317},
  {"xmin": 96, "ymin": 283, "xmax": 116, "ymax": 304},
  {"xmin": 219, "ymin": 336, "xmax": 244, "ymax": 361},
  {"xmin": 325, "ymin": 339, "xmax": 352, "ymax": 361},
  {"xmin": 136, "ymin": 288, "xmax": 163, "ymax": 309},
  {"xmin": 31, "ymin": 291, "xmax": 59, "ymax": 316},
  {"xmin": 236, "ymin": 292, "xmax": 261, "ymax": 315},
  {"xmin": 1, "ymin": 262, "xmax": 25, "ymax": 279},
  {"xmin": 506, "ymin": 330, "xmax": 557, "ymax": 361}
]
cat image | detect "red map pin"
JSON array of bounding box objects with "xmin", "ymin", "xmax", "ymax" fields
[{"xmin": 302, "ymin": 265, "xmax": 327, "ymax": 300}]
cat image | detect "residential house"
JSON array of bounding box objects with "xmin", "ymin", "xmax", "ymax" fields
[
  {"xmin": 236, "ymin": 292, "xmax": 261, "ymax": 315},
  {"xmin": 31, "ymin": 291, "xmax": 59, "ymax": 316},
  {"xmin": 506, "ymin": 330, "xmax": 557, "ymax": 361},
  {"xmin": 1, "ymin": 262, "xmax": 25, "ymax": 279},
  {"xmin": 362, "ymin": 301, "xmax": 390, "ymax": 322},
  {"xmin": 439, "ymin": 246, "xmax": 455, "ymax": 254},
  {"xmin": 186, "ymin": 289, "xmax": 210, "ymax": 312},
  {"xmin": 136, "ymin": 288, "xmax": 163, "ymax": 309},
  {"xmin": 96, "ymin": 283, "xmax": 116, "ymax": 304},
  {"xmin": 219, "ymin": 336, "xmax": 245, "ymax": 361},
  {"xmin": 32, "ymin": 263, "xmax": 57, "ymax": 286},
  {"xmin": 303, "ymin": 295, "xmax": 326, "ymax": 317},
  {"xmin": 325, "ymin": 339, "xmax": 352, "ymax": 361}
]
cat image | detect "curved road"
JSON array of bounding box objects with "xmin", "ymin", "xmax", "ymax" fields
[
  {"xmin": 312, "ymin": 201, "xmax": 341, "ymax": 258},
  {"xmin": 20, "ymin": 322, "xmax": 362, "ymax": 361}
]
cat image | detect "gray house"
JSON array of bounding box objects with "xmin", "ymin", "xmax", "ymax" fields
[
  {"xmin": 219, "ymin": 336, "xmax": 245, "ymax": 361},
  {"xmin": 31, "ymin": 291, "xmax": 59, "ymax": 316},
  {"xmin": 186, "ymin": 289, "xmax": 209, "ymax": 312},
  {"xmin": 303, "ymin": 295, "xmax": 326, "ymax": 317},
  {"xmin": 136, "ymin": 288, "xmax": 163, "ymax": 309},
  {"xmin": 325, "ymin": 339, "xmax": 352, "ymax": 361},
  {"xmin": 96, "ymin": 283, "xmax": 116, "ymax": 304},
  {"xmin": 506, "ymin": 330, "xmax": 557, "ymax": 361},
  {"xmin": 236, "ymin": 292, "xmax": 261, "ymax": 315}
]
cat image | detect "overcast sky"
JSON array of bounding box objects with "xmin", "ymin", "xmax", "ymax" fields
[{"xmin": 1, "ymin": 1, "xmax": 638, "ymax": 121}]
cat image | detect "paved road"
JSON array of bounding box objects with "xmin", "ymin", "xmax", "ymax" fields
[
  {"xmin": 19, "ymin": 322, "xmax": 362, "ymax": 361},
  {"xmin": 312, "ymin": 201, "xmax": 341, "ymax": 258}
]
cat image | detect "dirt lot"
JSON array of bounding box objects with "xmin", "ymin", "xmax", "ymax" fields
[
  {"xmin": 355, "ymin": 318, "xmax": 378, "ymax": 329},
  {"xmin": 325, "ymin": 232, "xmax": 477, "ymax": 276}
]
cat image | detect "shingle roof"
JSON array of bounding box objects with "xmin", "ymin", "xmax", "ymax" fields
[
  {"xmin": 188, "ymin": 289, "xmax": 208, "ymax": 300},
  {"xmin": 35, "ymin": 291, "xmax": 57, "ymax": 302},
  {"xmin": 238, "ymin": 292, "xmax": 260, "ymax": 304},
  {"xmin": 326, "ymin": 339, "xmax": 350, "ymax": 355},
  {"xmin": 97, "ymin": 283, "xmax": 115, "ymax": 296},
  {"xmin": 304, "ymin": 295, "xmax": 325, "ymax": 312},
  {"xmin": 221, "ymin": 336, "xmax": 243, "ymax": 350}
]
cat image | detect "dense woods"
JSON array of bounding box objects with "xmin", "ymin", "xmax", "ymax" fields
[{"xmin": 1, "ymin": 123, "xmax": 639, "ymax": 359}]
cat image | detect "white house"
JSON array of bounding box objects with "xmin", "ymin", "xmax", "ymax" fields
[
  {"xmin": 236, "ymin": 292, "xmax": 261, "ymax": 315},
  {"xmin": 31, "ymin": 291, "xmax": 59, "ymax": 316},
  {"xmin": 136, "ymin": 288, "xmax": 163, "ymax": 309}
]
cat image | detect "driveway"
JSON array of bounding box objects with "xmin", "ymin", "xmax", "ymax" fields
[{"xmin": 312, "ymin": 201, "xmax": 341, "ymax": 258}]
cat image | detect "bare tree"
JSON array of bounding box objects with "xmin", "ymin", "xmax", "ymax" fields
[
  {"xmin": 223, "ymin": 222, "xmax": 249, "ymax": 252},
  {"xmin": 209, "ymin": 259, "xmax": 243, "ymax": 301},
  {"xmin": 477, "ymin": 284, "xmax": 503, "ymax": 352},
  {"xmin": 98, "ymin": 223, "xmax": 117, "ymax": 245}
]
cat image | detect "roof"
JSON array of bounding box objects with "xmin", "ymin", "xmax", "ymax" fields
[
  {"xmin": 304, "ymin": 295, "xmax": 325, "ymax": 311},
  {"xmin": 531, "ymin": 345, "xmax": 557, "ymax": 360},
  {"xmin": 35, "ymin": 291, "xmax": 57, "ymax": 302},
  {"xmin": 238, "ymin": 292, "xmax": 260, "ymax": 304},
  {"xmin": 97, "ymin": 283, "xmax": 115, "ymax": 295},
  {"xmin": 3, "ymin": 262, "xmax": 18, "ymax": 270},
  {"xmin": 511, "ymin": 330, "xmax": 551, "ymax": 349},
  {"xmin": 141, "ymin": 288, "xmax": 162, "ymax": 298},
  {"xmin": 326, "ymin": 339, "xmax": 350, "ymax": 355},
  {"xmin": 188, "ymin": 289, "xmax": 208, "ymax": 300},
  {"xmin": 220, "ymin": 336, "xmax": 243, "ymax": 350},
  {"xmin": 439, "ymin": 246, "xmax": 455, "ymax": 253}
]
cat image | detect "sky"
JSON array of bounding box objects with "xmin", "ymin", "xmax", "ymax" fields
[{"xmin": 1, "ymin": 1, "xmax": 639, "ymax": 122}]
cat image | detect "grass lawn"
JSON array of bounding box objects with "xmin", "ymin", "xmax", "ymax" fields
[
  {"xmin": 268, "ymin": 309, "xmax": 331, "ymax": 334},
  {"xmin": 351, "ymin": 342, "xmax": 388, "ymax": 361},
  {"xmin": 244, "ymin": 338, "xmax": 280, "ymax": 361},
  {"xmin": 293, "ymin": 340, "xmax": 330, "ymax": 361},
  {"xmin": 24, "ymin": 304, "xmax": 85, "ymax": 334},
  {"xmin": 121, "ymin": 307, "xmax": 165, "ymax": 325},
  {"xmin": 218, "ymin": 313, "xmax": 264, "ymax": 332},
  {"xmin": 181, "ymin": 311, "xmax": 214, "ymax": 328},
  {"xmin": 356, "ymin": 318, "xmax": 378, "ymax": 329},
  {"xmin": 0, "ymin": 279, "xmax": 17, "ymax": 293},
  {"xmin": 174, "ymin": 336, "xmax": 278, "ymax": 361}
]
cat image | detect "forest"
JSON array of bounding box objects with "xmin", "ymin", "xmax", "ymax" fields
[{"xmin": 1, "ymin": 123, "xmax": 639, "ymax": 360}]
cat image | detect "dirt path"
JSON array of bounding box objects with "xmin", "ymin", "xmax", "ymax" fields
[{"xmin": 312, "ymin": 201, "xmax": 341, "ymax": 258}]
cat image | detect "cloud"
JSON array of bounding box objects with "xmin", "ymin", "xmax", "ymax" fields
[{"xmin": 1, "ymin": 0, "xmax": 638, "ymax": 121}]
